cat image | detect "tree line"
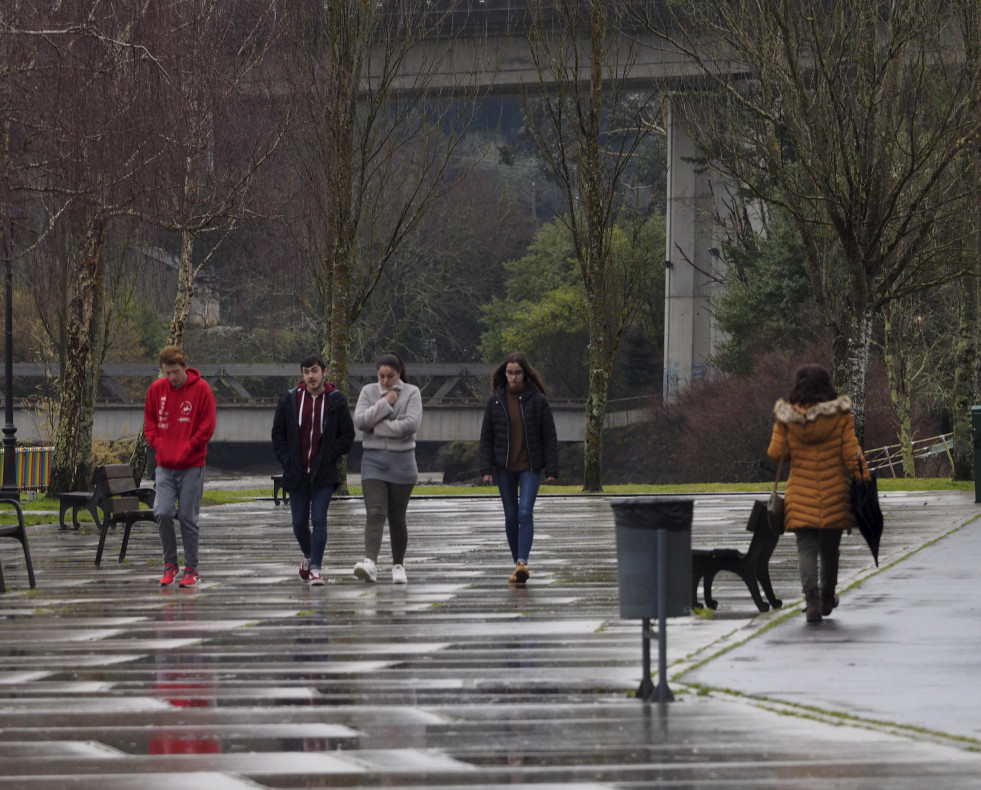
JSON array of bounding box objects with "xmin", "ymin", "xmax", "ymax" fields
[{"xmin": 1, "ymin": 0, "xmax": 978, "ymax": 492}]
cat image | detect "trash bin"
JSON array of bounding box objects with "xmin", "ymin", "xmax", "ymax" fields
[
  {"xmin": 611, "ymin": 496, "xmax": 692, "ymax": 619},
  {"xmin": 972, "ymin": 406, "xmax": 981, "ymax": 504},
  {"xmin": 610, "ymin": 496, "xmax": 693, "ymax": 702}
]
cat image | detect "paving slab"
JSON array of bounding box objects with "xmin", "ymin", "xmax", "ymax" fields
[
  {"xmin": 1, "ymin": 489, "xmax": 980, "ymax": 788},
  {"xmin": 681, "ymin": 490, "xmax": 981, "ymax": 744}
]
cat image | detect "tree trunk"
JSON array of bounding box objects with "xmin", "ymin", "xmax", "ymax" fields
[
  {"xmin": 580, "ymin": 1, "xmax": 609, "ymax": 493},
  {"xmin": 882, "ymin": 304, "xmax": 915, "ymax": 477},
  {"xmin": 329, "ymin": 245, "xmax": 353, "ymax": 494},
  {"xmin": 131, "ymin": 228, "xmax": 196, "ymax": 483},
  {"xmin": 582, "ymin": 330, "xmax": 609, "ymax": 492},
  {"xmin": 952, "ymin": 272, "xmax": 978, "ymax": 481},
  {"xmin": 840, "ymin": 307, "xmax": 872, "ymax": 446},
  {"xmin": 49, "ymin": 218, "xmax": 106, "ymax": 493}
]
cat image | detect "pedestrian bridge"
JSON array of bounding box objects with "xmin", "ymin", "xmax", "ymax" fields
[
  {"xmin": 9, "ymin": 402, "xmax": 650, "ymax": 444},
  {"xmin": 5, "ymin": 362, "xmax": 651, "ymax": 444}
]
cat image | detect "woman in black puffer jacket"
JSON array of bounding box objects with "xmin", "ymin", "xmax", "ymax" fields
[{"xmin": 479, "ymin": 352, "xmax": 558, "ymax": 586}]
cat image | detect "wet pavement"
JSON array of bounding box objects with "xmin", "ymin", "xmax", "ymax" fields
[{"xmin": 1, "ymin": 487, "xmax": 980, "ymax": 788}]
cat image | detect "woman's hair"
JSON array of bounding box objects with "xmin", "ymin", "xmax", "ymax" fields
[
  {"xmin": 376, "ymin": 350, "xmax": 409, "ymax": 383},
  {"xmin": 491, "ymin": 351, "xmax": 547, "ymax": 395},
  {"xmin": 787, "ymin": 363, "xmax": 839, "ymax": 406}
]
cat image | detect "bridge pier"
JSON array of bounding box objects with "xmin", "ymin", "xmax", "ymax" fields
[{"xmin": 663, "ymin": 100, "xmax": 726, "ymax": 401}]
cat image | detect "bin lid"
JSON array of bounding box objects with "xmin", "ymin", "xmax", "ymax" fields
[{"xmin": 610, "ymin": 496, "xmax": 693, "ymax": 531}]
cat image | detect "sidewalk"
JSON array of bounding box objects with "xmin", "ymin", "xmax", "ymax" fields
[
  {"xmin": 1, "ymin": 488, "xmax": 980, "ymax": 788},
  {"xmin": 681, "ymin": 489, "xmax": 981, "ymax": 744}
]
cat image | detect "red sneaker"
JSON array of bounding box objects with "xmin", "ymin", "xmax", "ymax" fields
[
  {"xmin": 299, "ymin": 556, "xmax": 311, "ymax": 581},
  {"xmin": 178, "ymin": 567, "xmax": 200, "ymax": 588},
  {"xmin": 159, "ymin": 563, "xmax": 180, "ymax": 586}
]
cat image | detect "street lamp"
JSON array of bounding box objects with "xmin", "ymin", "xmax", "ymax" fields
[{"xmin": 1, "ymin": 226, "xmax": 18, "ymax": 502}]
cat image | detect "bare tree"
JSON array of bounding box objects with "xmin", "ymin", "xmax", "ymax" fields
[
  {"xmin": 280, "ymin": 1, "xmax": 496, "ymax": 409},
  {"xmin": 8, "ymin": 2, "xmax": 181, "ymax": 492},
  {"xmin": 639, "ymin": 0, "xmax": 981, "ymax": 440},
  {"xmin": 521, "ymin": 0, "xmax": 664, "ymax": 490},
  {"xmin": 124, "ymin": 0, "xmax": 286, "ymax": 481}
]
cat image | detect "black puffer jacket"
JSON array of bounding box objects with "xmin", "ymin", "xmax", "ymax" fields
[
  {"xmin": 478, "ymin": 386, "xmax": 559, "ymax": 478},
  {"xmin": 271, "ymin": 385, "xmax": 355, "ymax": 492}
]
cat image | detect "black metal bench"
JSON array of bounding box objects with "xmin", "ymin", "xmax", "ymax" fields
[
  {"xmin": 272, "ymin": 474, "xmax": 289, "ymax": 506},
  {"xmin": 0, "ymin": 498, "xmax": 36, "ymax": 594},
  {"xmin": 58, "ymin": 488, "xmax": 105, "ymax": 531},
  {"xmin": 90, "ymin": 464, "xmax": 157, "ymax": 566},
  {"xmin": 691, "ymin": 499, "xmax": 783, "ymax": 613}
]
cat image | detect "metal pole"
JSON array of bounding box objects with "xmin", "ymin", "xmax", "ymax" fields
[
  {"xmin": 654, "ymin": 528, "xmax": 673, "ymax": 702},
  {"xmin": 637, "ymin": 618, "xmax": 653, "ymax": 700},
  {"xmin": 0, "ymin": 229, "xmax": 18, "ymax": 501}
]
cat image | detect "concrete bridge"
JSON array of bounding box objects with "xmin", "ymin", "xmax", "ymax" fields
[
  {"xmin": 395, "ymin": 0, "xmax": 725, "ymax": 400},
  {"xmin": 4, "ymin": 362, "xmax": 651, "ymax": 443},
  {"xmin": 9, "ymin": 401, "xmax": 650, "ymax": 444}
]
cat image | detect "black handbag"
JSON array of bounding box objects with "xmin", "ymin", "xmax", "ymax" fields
[{"xmin": 767, "ymin": 456, "xmax": 785, "ymax": 534}]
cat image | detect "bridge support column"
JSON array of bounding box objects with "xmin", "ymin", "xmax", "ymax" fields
[{"xmin": 663, "ymin": 100, "xmax": 725, "ymax": 401}]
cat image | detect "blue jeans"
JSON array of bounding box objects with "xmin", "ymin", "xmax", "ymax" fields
[
  {"xmin": 289, "ymin": 480, "xmax": 333, "ymax": 570},
  {"xmin": 496, "ymin": 469, "xmax": 542, "ymax": 564}
]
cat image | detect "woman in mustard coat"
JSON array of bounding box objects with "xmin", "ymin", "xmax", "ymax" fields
[{"xmin": 767, "ymin": 364, "xmax": 867, "ymax": 623}]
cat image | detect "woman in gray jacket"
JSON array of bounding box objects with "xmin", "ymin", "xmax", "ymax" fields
[{"xmin": 353, "ymin": 350, "xmax": 423, "ymax": 584}]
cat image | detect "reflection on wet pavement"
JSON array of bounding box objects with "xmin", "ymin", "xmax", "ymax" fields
[{"xmin": 1, "ymin": 491, "xmax": 980, "ymax": 788}]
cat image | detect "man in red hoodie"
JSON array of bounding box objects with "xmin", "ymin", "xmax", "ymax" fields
[{"xmin": 144, "ymin": 345, "xmax": 217, "ymax": 588}]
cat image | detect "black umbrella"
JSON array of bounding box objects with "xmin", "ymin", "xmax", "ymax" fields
[{"xmin": 850, "ymin": 452, "xmax": 883, "ymax": 566}]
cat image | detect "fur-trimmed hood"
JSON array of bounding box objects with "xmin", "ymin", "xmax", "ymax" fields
[
  {"xmin": 773, "ymin": 395, "xmax": 852, "ymax": 425},
  {"xmin": 773, "ymin": 395, "xmax": 853, "ymax": 446}
]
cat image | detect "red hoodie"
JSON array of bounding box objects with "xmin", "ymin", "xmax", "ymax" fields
[{"xmin": 144, "ymin": 367, "xmax": 217, "ymax": 469}]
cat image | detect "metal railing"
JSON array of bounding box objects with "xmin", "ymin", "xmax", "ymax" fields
[{"xmin": 864, "ymin": 434, "xmax": 954, "ymax": 477}]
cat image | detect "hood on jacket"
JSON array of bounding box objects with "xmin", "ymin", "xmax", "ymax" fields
[
  {"xmin": 773, "ymin": 395, "xmax": 852, "ymax": 444},
  {"xmin": 296, "ymin": 381, "xmax": 336, "ymax": 395}
]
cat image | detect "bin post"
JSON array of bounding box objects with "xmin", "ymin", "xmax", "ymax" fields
[
  {"xmin": 972, "ymin": 407, "xmax": 981, "ymax": 504},
  {"xmin": 611, "ymin": 497, "xmax": 692, "ymax": 702}
]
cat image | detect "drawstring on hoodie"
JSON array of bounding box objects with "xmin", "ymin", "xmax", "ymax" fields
[{"xmin": 298, "ymin": 387, "xmax": 327, "ymax": 473}]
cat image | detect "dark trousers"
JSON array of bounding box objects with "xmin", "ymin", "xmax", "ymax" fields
[{"xmin": 794, "ymin": 527, "xmax": 844, "ymax": 593}]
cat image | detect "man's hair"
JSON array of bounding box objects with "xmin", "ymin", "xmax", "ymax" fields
[
  {"xmin": 158, "ymin": 345, "xmax": 188, "ymax": 367},
  {"xmin": 300, "ymin": 354, "xmax": 327, "ymax": 371}
]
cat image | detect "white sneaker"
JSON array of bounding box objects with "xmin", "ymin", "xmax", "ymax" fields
[
  {"xmin": 353, "ymin": 558, "xmax": 377, "ymax": 582},
  {"xmin": 391, "ymin": 564, "xmax": 407, "ymax": 585}
]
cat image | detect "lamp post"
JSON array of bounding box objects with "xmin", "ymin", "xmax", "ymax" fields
[{"xmin": 0, "ymin": 227, "xmax": 18, "ymax": 501}]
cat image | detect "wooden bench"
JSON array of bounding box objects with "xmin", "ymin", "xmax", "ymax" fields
[
  {"xmin": 59, "ymin": 463, "xmax": 154, "ymax": 531},
  {"xmin": 691, "ymin": 499, "xmax": 783, "ymax": 613},
  {"xmin": 90, "ymin": 464, "xmax": 157, "ymax": 566},
  {"xmin": 272, "ymin": 474, "xmax": 290, "ymax": 506},
  {"xmin": 0, "ymin": 498, "xmax": 36, "ymax": 594}
]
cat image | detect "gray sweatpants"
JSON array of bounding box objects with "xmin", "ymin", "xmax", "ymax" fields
[
  {"xmin": 154, "ymin": 465, "xmax": 205, "ymax": 570},
  {"xmin": 362, "ymin": 478, "xmax": 413, "ymax": 565}
]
